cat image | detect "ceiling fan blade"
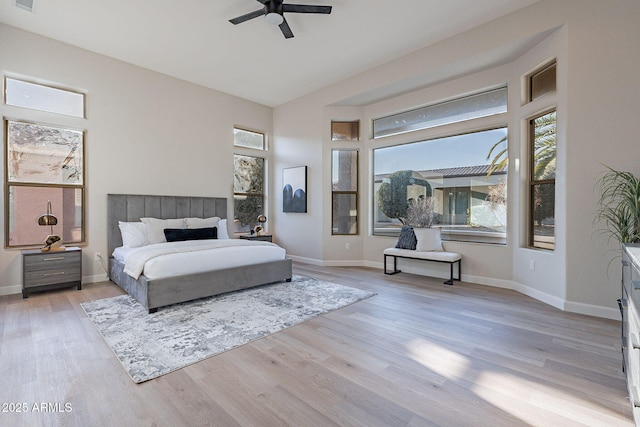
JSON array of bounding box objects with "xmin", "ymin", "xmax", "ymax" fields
[
  {"xmin": 229, "ymin": 8, "xmax": 265, "ymax": 25},
  {"xmin": 283, "ymin": 4, "xmax": 332, "ymax": 14},
  {"xmin": 279, "ymin": 18, "xmax": 294, "ymax": 38},
  {"xmin": 255, "ymin": 0, "xmax": 268, "ymax": 4}
]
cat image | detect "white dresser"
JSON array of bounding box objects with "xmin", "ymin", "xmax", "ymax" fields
[{"xmin": 622, "ymin": 244, "xmax": 640, "ymax": 425}]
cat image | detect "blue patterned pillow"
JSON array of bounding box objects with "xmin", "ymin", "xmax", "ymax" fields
[{"xmin": 395, "ymin": 226, "xmax": 417, "ymax": 250}]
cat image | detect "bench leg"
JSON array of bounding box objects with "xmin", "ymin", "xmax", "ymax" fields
[
  {"xmin": 444, "ymin": 259, "xmax": 462, "ymax": 285},
  {"xmin": 444, "ymin": 262, "xmax": 454, "ymax": 285},
  {"xmin": 384, "ymin": 254, "xmax": 401, "ymax": 275}
]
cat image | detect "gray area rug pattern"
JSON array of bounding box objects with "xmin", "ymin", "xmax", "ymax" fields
[{"xmin": 81, "ymin": 275, "xmax": 374, "ymax": 383}]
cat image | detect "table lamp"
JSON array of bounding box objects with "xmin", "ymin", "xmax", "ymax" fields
[{"xmin": 38, "ymin": 200, "xmax": 62, "ymax": 251}]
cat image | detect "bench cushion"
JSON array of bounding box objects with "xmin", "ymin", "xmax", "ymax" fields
[{"xmin": 384, "ymin": 247, "xmax": 461, "ymax": 262}]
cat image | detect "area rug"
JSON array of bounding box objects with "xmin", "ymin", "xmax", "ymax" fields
[{"xmin": 81, "ymin": 275, "xmax": 374, "ymax": 383}]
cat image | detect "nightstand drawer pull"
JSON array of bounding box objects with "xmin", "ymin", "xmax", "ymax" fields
[
  {"xmin": 43, "ymin": 272, "xmax": 65, "ymax": 277},
  {"xmin": 43, "ymin": 257, "xmax": 66, "ymax": 261}
]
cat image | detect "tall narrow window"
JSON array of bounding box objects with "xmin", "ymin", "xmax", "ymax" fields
[
  {"xmin": 529, "ymin": 110, "xmax": 556, "ymax": 250},
  {"xmin": 5, "ymin": 120, "xmax": 85, "ymax": 247},
  {"xmin": 233, "ymin": 127, "xmax": 266, "ymax": 234},
  {"xmin": 233, "ymin": 154, "xmax": 265, "ymax": 233},
  {"xmin": 4, "ymin": 77, "xmax": 86, "ymax": 248},
  {"xmin": 332, "ymin": 150, "xmax": 358, "ymax": 235}
]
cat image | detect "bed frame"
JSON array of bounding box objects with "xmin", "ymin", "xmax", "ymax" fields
[{"xmin": 107, "ymin": 194, "xmax": 292, "ymax": 313}]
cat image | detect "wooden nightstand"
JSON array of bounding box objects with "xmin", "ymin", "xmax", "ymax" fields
[
  {"xmin": 22, "ymin": 247, "xmax": 82, "ymax": 298},
  {"xmin": 239, "ymin": 234, "xmax": 273, "ymax": 242}
]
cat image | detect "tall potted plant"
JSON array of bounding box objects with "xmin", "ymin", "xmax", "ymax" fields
[{"xmin": 595, "ymin": 165, "xmax": 640, "ymax": 245}]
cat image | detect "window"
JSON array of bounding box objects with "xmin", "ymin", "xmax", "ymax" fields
[
  {"xmin": 373, "ymin": 128, "xmax": 508, "ymax": 244},
  {"xmin": 5, "ymin": 77, "xmax": 85, "ymax": 118},
  {"xmin": 234, "ymin": 127, "xmax": 265, "ymax": 150},
  {"xmin": 332, "ymin": 150, "xmax": 358, "ymax": 235},
  {"xmin": 5, "ymin": 120, "xmax": 85, "ymax": 247},
  {"xmin": 233, "ymin": 154, "xmax": 265, "ymax": 233},
  {"xmin": 529, "ymin": 110, "xmax": 556, "ymax": 250},
  {"xmin": 331, "ymin": 121, "xmax": 359, "ymax": 141},
  {"xmin": 4, "ymin": 75, "xmax": 86, "ymax": 248},
  {"xmin": 373, "ymin": 87, "xmax": 507, "ymax": 139},
  {"xmin": 233, "ymin": 127, "xmax": 266, "ymax": 233},
  {"xmin": 528, "ymin": 61, "xmax": 556, "ymax": 102}
]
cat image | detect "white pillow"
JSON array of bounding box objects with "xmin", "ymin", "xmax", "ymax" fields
[
  {"xmin": 140, "ymin": 217, "xmax": 186, "ymax": 244},
  {"xmin": 185, "ymin": 216, "xmax": 220, "ymax": 229},
  {"xmin": 118, "ymin": 221, "xmax": 148, "ymax": 248},
  {"xmin": 414, "ymin": 228, "xmax": 444, "ymax": 252},
  {"xmin": 217, "ymin": 219, "xmax": 229, "ymax": 239}
]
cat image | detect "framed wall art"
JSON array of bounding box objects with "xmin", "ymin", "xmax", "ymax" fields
[{"xmin": 282, "ymin": 166, "xmax": 307, "ymax": 213}]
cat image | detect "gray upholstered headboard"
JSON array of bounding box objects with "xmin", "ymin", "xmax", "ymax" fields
[{"xmin": 107, "ymin": 194, "xmax": 227, "ymax": 256}]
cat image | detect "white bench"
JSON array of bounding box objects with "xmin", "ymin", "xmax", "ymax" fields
[{"xmin": 383, "ymin": 247, "xmax": 462, "ymax": 285}]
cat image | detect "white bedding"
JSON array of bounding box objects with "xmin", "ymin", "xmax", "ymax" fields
[{"xmin": 113, "ymin": 239, "xmax": 286, "ymax": 280}]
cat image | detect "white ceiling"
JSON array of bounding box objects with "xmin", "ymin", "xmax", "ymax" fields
[{"xmin": 0, "ymin": 0, "xmax": 541, "ymax": 107}]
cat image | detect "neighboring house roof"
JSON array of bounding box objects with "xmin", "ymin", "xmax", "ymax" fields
[{"xmin": 376, "ymin": 165, "xmax": 507, "ymax": 182}]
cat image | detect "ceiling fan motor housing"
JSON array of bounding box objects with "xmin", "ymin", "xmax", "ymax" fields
[{"xmin": 266, "ymin": 0, "xmax": 284, "ymax": 14}]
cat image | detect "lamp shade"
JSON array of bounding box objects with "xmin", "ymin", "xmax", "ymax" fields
[
  {"xmin": 257, "ymin": 214, "xmax": 267, "ymax": 224},
  {"xmin": 37, "ymin": 214, "xmax": 58, "ymax": 226},
  {"xmin": 37, "ymin": 200, "xmax": 58, "ymax": 229}
]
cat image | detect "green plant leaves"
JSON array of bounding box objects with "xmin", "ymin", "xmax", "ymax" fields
[{"xmin": 595, "ymin": 165, "xmax": 640, "ymax": 244}]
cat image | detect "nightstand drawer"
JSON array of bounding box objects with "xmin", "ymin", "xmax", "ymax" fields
[
  {"xmin": 22, "ymin": 247, "xmax": 82, "ymax": 297},
  {"xmin": 24, "ymin": 266, "xmax": 81, "ymax": 287},
  {"xmin": 24, "ymin": 251, "xmax": 81, "ymax": 271}
]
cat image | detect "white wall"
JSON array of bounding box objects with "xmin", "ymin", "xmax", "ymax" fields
[
  {"xmin": 0, "ymin": 23, "xmax": 273, "ymax": 295},
  {"xmin": 273, "ymin": 0, "xmax": 640, "ymax": 319},
  {"xmin": 272, "ymin": 99, "xmax": 324, "ymax": 262}
]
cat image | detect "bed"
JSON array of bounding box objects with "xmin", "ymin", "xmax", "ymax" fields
[{"xmin": 107, "ymin": 194, "xmax": 292, "ymax": 313}]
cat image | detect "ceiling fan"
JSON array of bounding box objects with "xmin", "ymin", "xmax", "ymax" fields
[{"xmin": 229, "ymin": 0, "xmax": 332, "ymax": 39}]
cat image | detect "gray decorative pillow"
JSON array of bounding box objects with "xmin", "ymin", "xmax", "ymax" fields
[{"xmin": 395, "ymin": 226, "xmax": 417, "ymax": 250}]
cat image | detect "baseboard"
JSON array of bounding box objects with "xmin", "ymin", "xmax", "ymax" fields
[
  {"xmin": 0, "ymin": 284, "xmax": 22, "ymax": 296},
  {"xmin": 287, "ymin": 255, "xmax": 325, "ymax": 266},
  {"xmin": 489, "ymin": 278, "xmax": 619, "ymax": 320},
  {"xmin": 564, "ymin": 300, "xmax": 620, "ymax": 321},
  {"xmin": 323, "ymin": 259, "xmax": 367, "ymax": 267},
  {"xmin": 288, "ymin": 255, "xmax": 367, "ymax": 268},
  {"xmin": 84, "ymin": 273, "xmax": 109, "ymax": 284}
]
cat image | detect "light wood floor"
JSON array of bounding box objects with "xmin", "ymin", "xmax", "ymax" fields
[{"xmin": 0, "ymin": 263, "xmax": 633, "ymax": 426}]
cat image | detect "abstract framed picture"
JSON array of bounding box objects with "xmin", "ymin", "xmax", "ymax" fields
[{"xmin": 283, "ymin": 166, "xmax": 307, "ymax": 213}]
